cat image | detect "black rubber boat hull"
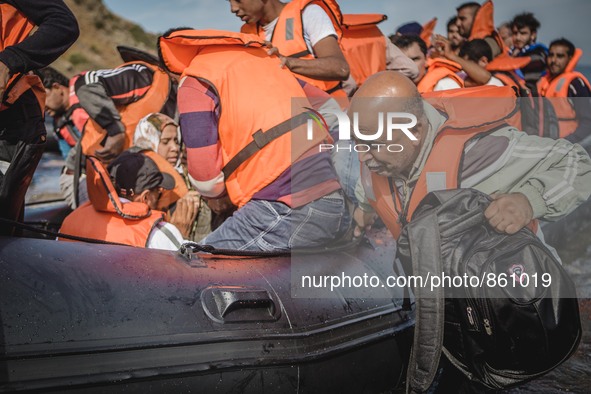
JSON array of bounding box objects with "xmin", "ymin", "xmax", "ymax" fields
[{"xmin": 0, "ymin": 234, "xmax": 413, "ymax": 393}]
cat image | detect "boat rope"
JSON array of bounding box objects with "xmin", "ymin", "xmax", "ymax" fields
[
  {"xmin": 179, "ymin": 242, "xmax": 290, "ymax": 257},
  {"xmin": 0, "ymin": 217, "xmax": 361, "ymax": 257},
  {"xmin": 0, "ymin": 217, "xmax": 130, "ymax": 247}
]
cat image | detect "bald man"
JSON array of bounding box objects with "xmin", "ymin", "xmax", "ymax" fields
[
  {"xmin": 351, "ymin": 71, "xmax": 591, "ymax": 240},
  {"xmin": 350, "ymin": 71, "xmax": 591, "ymax": 391}
]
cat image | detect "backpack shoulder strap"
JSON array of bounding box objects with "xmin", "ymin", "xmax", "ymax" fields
[
  {"xmin": 405, "ymin": 210, "xmax": 445, "ymax": 393},
  {"xmin": 405, "ymin": 189, "xmax": 489, "ymax": 393}
]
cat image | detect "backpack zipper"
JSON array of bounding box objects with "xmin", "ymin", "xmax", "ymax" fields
[
  {"xmin": 477, "ymin": 238, "xmax": 550, "ymax": 337},
  {"xmin": 462, "ymin": 237, "xmax": 540, "ymax": 336},
  {"xmin": 483, "ymin": 319, "xmax": 493, "ymax": 335}
]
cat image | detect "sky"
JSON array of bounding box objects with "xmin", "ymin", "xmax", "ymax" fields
[{"xmin": 102, "ymin": 0, "xmax": 591, "ymax": 66}]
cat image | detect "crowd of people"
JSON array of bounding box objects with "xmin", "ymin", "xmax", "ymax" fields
[{"xmin": 1, "ymin": 0, "xmax": 590, "ymax": 256}]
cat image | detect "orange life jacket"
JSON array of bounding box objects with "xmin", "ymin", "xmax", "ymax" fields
[
  {"xmin": 56, "ymin": 123, "xmax": 78, "ymax": 147},
  {"xmin": 486, "ymin": 53, "xmax": 531, "ymax": 74},
  {"xmin": 0, "ymin": 2, "xmax": 45, "ymax": 112},
  {"xmin": 139, "ymin": 149, "xmax": 188, "ymax": 211},
  {"xmin": 159, "ymin": 29, "xmax": 330, "ymax": 208},
  {"xmin": 491, "ymin": 71, "xmax": 525, "ymax": 91},
  {"xmin": 420, "ymin": 17, "xmax": 437, "ymax": 48},
  {"xmin": 78, "ymin": 61, "xmax": 172, "ymax": 156},
  {"xmin": 340, "ymin": 14, "xmax": 387, "ymax": 88},
  {"xmin": 55, "ymin": 100, "xmax": 88, "ymax": 148},
  {"xmin": 537, "ymin": 48, "xmax": 591, "ymax": 138},
  {"xmin": 417, "ymin": 58, "xmax": 464, "ymax": 94},
  {"xmin": 487, "ymin": 71, "xmax": 526, "ymax": 131},
  {"xmin": 59, "ymin": 157, "xmax": 164, "ymax": 247},
  {"xmin": 364, "ymin": 86, "xmax": 538, "ymax": 239},
  {"xmin": 241, "ymin": 0, "xmax": 347, "ymax": 98},
  {"xmin": 54, "ymin": 76, "xmax": 93, "ymax": 147},
  {"xmin": 468, "ymin": 0, "xmax": 506, "ymax": 55},
  {"xmin": 485, "ymin": 55, "xmax": 533, "ymax": 131}
]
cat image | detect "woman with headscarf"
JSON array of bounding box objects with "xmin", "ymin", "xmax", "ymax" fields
[{"xmin": 134, "ymin": 113, "xmax": 212, "ymax": 242}]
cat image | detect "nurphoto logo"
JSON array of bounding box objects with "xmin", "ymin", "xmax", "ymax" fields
[{"xmin": 305, "ymin": 107, "xmax": 417, "ymax": 153}]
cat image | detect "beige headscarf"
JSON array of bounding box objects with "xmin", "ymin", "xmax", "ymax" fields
[{"xmin": 133, "ymin": 113, "xmax": 179, "ymax": 152}]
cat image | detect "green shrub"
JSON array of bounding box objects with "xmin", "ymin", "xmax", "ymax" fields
[
  {"xmin": 130, "ymin": 24, "xmax": 154, "ymax": 48},
  {"xmin": 69, "ymin": 53, "xmax": 88, "ymax": 66}
]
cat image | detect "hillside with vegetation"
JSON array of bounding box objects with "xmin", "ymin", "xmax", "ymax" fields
[{"xmin": 52, "ymin": 0, "xmax": 159, "ymax": 75}]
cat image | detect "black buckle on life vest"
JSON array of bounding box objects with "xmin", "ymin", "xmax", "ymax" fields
[{"xmin": 252, "ymin": 129, "xmax": 271, "ymax": 149}]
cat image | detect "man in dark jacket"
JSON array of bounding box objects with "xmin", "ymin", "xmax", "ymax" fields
[
  {"xmin": 510, "ymin": 12, "xmax": 548, "ymax": 94},
  {"xmin": 0, "ymin": 0, "xmax": 79, "ymax": 235}
]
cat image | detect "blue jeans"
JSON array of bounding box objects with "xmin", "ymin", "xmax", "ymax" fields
[
  {"xmin": 331, "ymin": 140, "xmax": 360, "ymax": 205},
  {"xmin": 200, "ymin": 190, "xmax": 350, "ymax": 252}
]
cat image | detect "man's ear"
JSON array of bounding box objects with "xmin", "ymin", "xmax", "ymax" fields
[
  {"xmin": 531, "ymin": 31, "xmax": 537, "ymax": 43},
  {"xmin": 478, "ymin": 56, "xmax": 489, "ymax": 68},
  {"xmin": 133, "ymin": 190, "xmax": 150, "ymax": 204}
]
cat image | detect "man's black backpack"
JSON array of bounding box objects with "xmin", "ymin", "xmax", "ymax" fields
[{"xmin": 396, "ymin": 189, "xmax": 581, "ymax": 392}]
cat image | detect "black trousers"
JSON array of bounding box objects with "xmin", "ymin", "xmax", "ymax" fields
[{"xmin": 0, "ymin": 91, "xmax": 46, "ymax": 236}]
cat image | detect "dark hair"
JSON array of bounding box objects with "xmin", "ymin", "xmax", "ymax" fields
[
  {"xmin": 161, "ymin": 27, "xmax": 193, "ymax": 38},
  {"xmin": 511, "ymin": 12, "xmax": 541, "ymax": 33},
  {"xmin": 447, "ymin": 16, "xmax": 458, "ymax": 30},
  {"xmin": 391, "ymin": 34, "xmax": 428, "ymax": 56},
  {"xmin": 456, "ymin": 2, "xmax": 481, "ymax": 14},
  {"xmin": 549, "ymin": 38, "xmax": 575, "ymax": 57},
  {"xmin": 37, "ymin": 67, "xmax": 69, "ymax": 89},
  {"xmin": 459, "ymin": 39, "xmax": 492, "ymax": 62}
]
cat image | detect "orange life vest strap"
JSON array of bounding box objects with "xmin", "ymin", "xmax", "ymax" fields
[{"xmin": 86, "ymin": 156, "xmax": 152, "ymax": 219}]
